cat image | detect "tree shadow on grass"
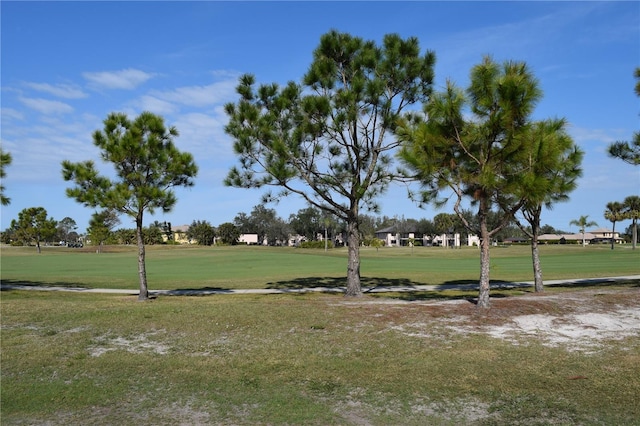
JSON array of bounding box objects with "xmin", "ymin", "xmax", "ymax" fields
[
  {"xmin": 376, "ymin": 279, "xmax": 513, "ymax": 303},
  {"xmin": 266, "ymin": 276, "xmax": 424, "ymax": 290},
  {"xmin": 156, "ymin": 287, "xmax": 234, "ymax": 296},
  {"xmin": 0, "ymin": 279, "xmax": 90, "ymax": 290},
  {"xmin": 546, "ymin": 277, "xmax": 640, "ymax": 289},
  {"xmin": 266, "ymin": 276, "xmax": 498, "ymax": 304}
]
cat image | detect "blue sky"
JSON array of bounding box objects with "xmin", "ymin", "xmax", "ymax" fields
[{"xmin": 1, "ymin": 1, "xmax": 638, "ymax": 235}]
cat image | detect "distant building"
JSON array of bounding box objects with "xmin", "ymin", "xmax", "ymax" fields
[
  {"xmin": 588, "ymin": 228, "xmax": 623, "ymax": 244},
  {"xmin": 374, "ymin": 225, "xmax": 425, "ymax": 247},
  {"xmin": 374, "ymin": 225, "xmax": 474, "ymax": 248},
  {"xmin": 169, "ymin": 225, "xmax": 192, "ymax": 244},
  {"xmin": 238, "ymin": 233, "xmax": 259, "ymax": 245},
  {"xmin": 537, "ymin": 228, "xmax": 622, "ymax": 245}
]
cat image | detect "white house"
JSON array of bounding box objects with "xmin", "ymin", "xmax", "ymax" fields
[
  {"xmin": 374, "ymin": 225, "xmax": 474, "ymax": 248},
  {"xmin": 238, "ymin": 233, "xmax": 259, "ymax": 245}
]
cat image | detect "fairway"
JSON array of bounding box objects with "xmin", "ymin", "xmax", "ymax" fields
[{"xmin": 1, "ymin": 244, "xmax": 639, "ymax": 292}]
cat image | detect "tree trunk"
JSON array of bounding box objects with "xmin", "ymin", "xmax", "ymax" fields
[
  {"xmin": 345, "ymin": 218, "xmax": 362, "ymax": 297},
  {"xmin": 531, "ymin": 236, "xmax": 543, "ymax": 293},
  {"xmin": 632, "ymin": 219, "xmax": 637, "ymax": 250},
  {"xmin": 477, "ymin": 201, "xmax": 491, "ymax": 308},
  {"xmin": 610, "ymin": 222, "xmax": 616, "ymax": 250},
  {"xmin": 136, "ymin": 216, "xmax": 149, "ymax": 301}
]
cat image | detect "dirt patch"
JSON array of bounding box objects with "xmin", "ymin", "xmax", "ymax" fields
[
  {"xmin": 344, "ymin": 287, "xmax": 640, "ymax": 354},
  {"xmin": 89, "ymin": 330, "xmax": 170, "ymax": 357}
]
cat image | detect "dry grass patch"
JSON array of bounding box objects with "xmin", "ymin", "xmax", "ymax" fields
[{"xmin": 2, "ymin": 285, "xmax": 639, "ymax": 425}]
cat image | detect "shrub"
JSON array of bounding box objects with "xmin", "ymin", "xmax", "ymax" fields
[{"xmin": 299, "ymin": 240, "xmax": 334, "ymax": 249}]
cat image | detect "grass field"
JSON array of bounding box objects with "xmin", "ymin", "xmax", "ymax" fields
[
  {"xmin": 1, "ymin": 244, "xmax": 639, "ymax": 424},
  {"xmin": 1, "ymin": 243, "xmax": 639, "ymax": 291}
]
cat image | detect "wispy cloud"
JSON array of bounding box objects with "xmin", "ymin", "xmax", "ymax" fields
[
  {"xmin": 569, "ymin": 126, "xmax": 626, "ymax": 149},
  {"xmin": 24, "ymin": 82, "xmax": 87, "ymax": 99},
  {"xmin": 149, "ymin": 78, "xmax": 238, "ymax": 108},
  {"xmin": 173, "ymin": 110, "xmax": 231, "ymax": 156},
  {"xmin": 83, "ymin": 68, "xmax": 154, "ymax": 90},
  {"xmin": 430, "ymin": 2, "xmax": 603, "ymax": 84},
  {"xmin": 18, "ymin": 97, "xmax": 74, "ymax": 115},
  {"xmin": 0, "ymin": 107, "xmax": 25, "ymax": 122},
  {"xmin": 135, "ymin": 95, "xmax": 179, "ymax": 115}
]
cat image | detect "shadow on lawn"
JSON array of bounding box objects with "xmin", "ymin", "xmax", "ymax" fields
[
  {"xmin": 267, "ymin": 276, "xmax": 489, "ymax": 303},
  {"xmin": 0, "ymin": 279, "xmax": 90, "ymax": 290},
  {"xmin": 266, "ymin": 276, "xmax": 425, "ymax": 290},
  {"xmin": 547, "ymin": 277, "xmax": 640, "ymax": 289},
  {"xmin": 157, "ymin": 287, "xmax": 234, "ymax": 296}
]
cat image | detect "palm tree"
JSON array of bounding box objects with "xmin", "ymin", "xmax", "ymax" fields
[
  {"xmin": 569, "ymin": 215, "xmax": 598, "ymax": 247},
  {"xmin": 604, "ymin": 202, "xmax": 625, "ymax": 250},
  {"xmin": 623, "ymin": 195, "xmax": 640, "ymax": 249}
]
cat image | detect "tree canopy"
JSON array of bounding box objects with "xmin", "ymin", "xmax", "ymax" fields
[
  {"xmin": 397, "ymin": 56, "xmax": 543, "ymax": 307},
  {"xmin": 622, "ymin": 195, "xmax": 640, "ymax": 249},
  {"xmin": 224, "ymin": 30, "xmax": 436, "ymax": 295},
  {"xmin": 11, "ymin": 207, "xmax": 57, "ymax": 253},
  {"xmin": 604, "ymin": 201, "xmax": 625, "ymax": 250},
  {"xmin": 1, "ymin": 148, "xmax": 11, "ymax": 206},
  {"xmin": 569, "ymin": 215, "xmax": 598, "ymax": 247},
  {"xmin": 607, "ymin": 67, "xmax": 640, "ymax": 165},
  {"xmin": 516, "ymin": 118, "xmax": 583, "ymax": 291},
  {"xmin": 62, "ymin": 111, "xmax": 198, "ymax": 300},
  {"xmin": 187, "ymin": 220, "xmax": 216, "ymax": 246},
  {"xmin": 88, "ymin": 209, "xmax": 120, "ymax": 251}
]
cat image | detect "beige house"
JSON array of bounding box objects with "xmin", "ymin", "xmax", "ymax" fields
[
  {"xmin": 588, "ymin": 228, "xmax": 622, "ymax": 243},
  {"xmin": 168, "ymin": 225, "xmax": 192, "ymax": 244},
  {"xmin": 538, "ymin": 228, "xmax": 622, "ymax": 245}
]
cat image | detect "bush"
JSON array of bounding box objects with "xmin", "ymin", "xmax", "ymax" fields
[{"xmin": 299, "ymin": 240, "xmax": 334, "ymax": 249}]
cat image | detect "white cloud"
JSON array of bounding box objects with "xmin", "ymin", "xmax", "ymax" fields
[
  {"xmin": 0, "ymin": 107, "xmax": 25, "ymax": 122},
  {"xmin": 24, "ymin": 82, "xmax": 87, "ymax": 99},
  {"xmin": 149, "ymin": 78, "xmax": 238, "ymax": 108},
  {"xmin": 18, "ymin": 97, "xmax": 74, "ymax": 115},
  {"xmin": 173, "ymin": 111, "xmax": 231, "ymax": 157},
  {"xmin": 135, "ymin": 95, "xmax": 179, "ymax": 115},
  {"xmin": 83, "ymin": 68, "xmax": 154, "ymax": 90},
  {"xmin": 568, "ymin": 126, "xmax": 627, "ymax": 151}
]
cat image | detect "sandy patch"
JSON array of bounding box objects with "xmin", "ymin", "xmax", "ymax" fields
[
  {"xmin": 386, "ymin": 288, "xmax": 640, "ymax": 353},
  {"xmin": 89, "ymin": 330, "xmax": 170, "ymax": 357},
  {"xmin": 480, "ymin": 307, "xmax": 640, "ymax": 352}
]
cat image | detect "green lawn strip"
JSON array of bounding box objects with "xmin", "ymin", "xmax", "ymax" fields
[
  {"xmin": 1, "ymin": 244, "xmax": 638, "ymax": 292},
  {"xmin": 1, "ymin": 290, "xmax": 638, "ymax": 424}
]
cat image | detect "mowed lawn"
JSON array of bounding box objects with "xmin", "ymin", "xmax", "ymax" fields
[
  {"xmin": 1, "ymin": 244, "xmax": 639, "ymax": 424},
  {"xmin": 1, "ymin": 243, "xmax": 639, "ymax": 291}
]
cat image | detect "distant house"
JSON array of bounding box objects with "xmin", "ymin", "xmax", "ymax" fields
[
  {"xmin": 375, "ymin": 225, "xmax": 425, "ymax": 247},
  {"xmin": 238, "ymin": 233, "xmax": 259, "ymax": 245},
  {"xmin": 538, "ymin": 233, "xmax": 596, "ymax": 244},
  {"xmin": 169, "ymin": 225, "xmax": 192, "ymax": 244},
  {"xmin": 588, "ymin": 228, "xmax": 623, "ymax": 244},
  {"xmin": 537, "ymin": 228, "xmax": 622, "ymax": 245},
  {"xmin": 374, "ymin": 225, "xmax": 474, "ymax": 248}
]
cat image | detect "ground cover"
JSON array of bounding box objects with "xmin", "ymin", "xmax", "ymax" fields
[
  {"xmin": 1, "ymin": 282, "xmax": 639, "ymax": 425},
  {"xmin": 1, "ymin": 244, "xmax": 638, "ymax": 292}
]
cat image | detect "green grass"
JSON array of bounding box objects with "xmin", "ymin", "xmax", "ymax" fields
[
  {"xmin": 1, "ymin": 288, "xmax": 639, "ymax": 425},
  {"xmin": 1, "ymin": 244, "xmax": 639, "ymax": 424},
  {"xmin": 1, "ymin": 244, "xmax": 638, "ymax": 291}
]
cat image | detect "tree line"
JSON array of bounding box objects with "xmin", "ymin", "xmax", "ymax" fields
[{"xmin": 1, "ymin": 31, "xmax": 637, "ymax": 305}]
